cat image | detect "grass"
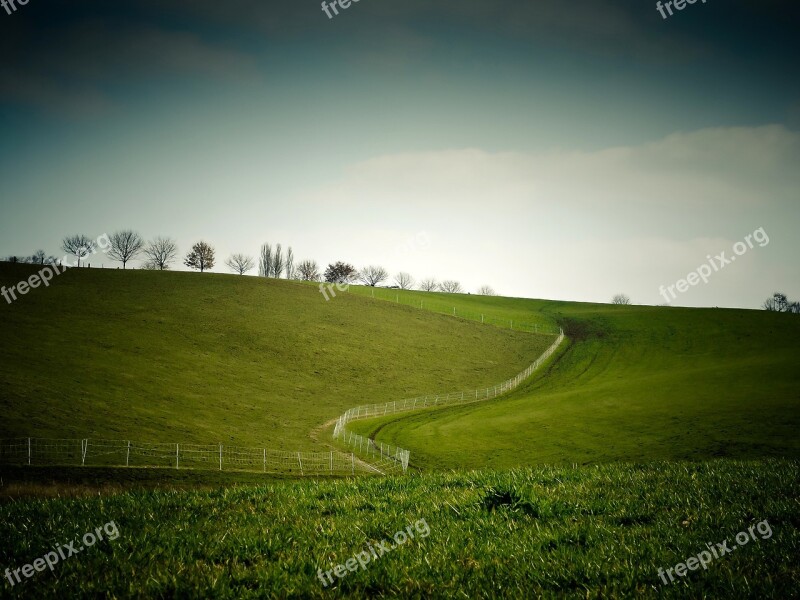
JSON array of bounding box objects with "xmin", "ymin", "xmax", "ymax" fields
[
  {"xmin": 2, "ymin": 265, "xmax": 799, "ymax": 597},
  {"xmin": 346, "ymin": 299, "xmax": 800, "ymax": 470},
  {"xmin": 0, "ymin": 263, "xmax": 549, "ymax": 452},
  {"xmin": 0, "ymin": 460, "xmax": 797, "ymax": 598}
]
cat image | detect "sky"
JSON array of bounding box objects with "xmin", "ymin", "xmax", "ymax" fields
[{"xmin": 1, "ymin": 0, "xmax": 798, "ymax": 308}]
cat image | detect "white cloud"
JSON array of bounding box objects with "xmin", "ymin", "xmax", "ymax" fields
[{"xmin": 289, "ymin": 125, "xmax": 800, "ymax": 307}]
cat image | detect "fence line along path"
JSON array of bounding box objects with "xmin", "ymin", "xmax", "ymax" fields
[
  {"xmin": 0, "ymin": 438, "xmax": 384, "ymax": 476},
  {"xmin": 333, "ymin": 329, "xmax": 565, "ymax": 471}
]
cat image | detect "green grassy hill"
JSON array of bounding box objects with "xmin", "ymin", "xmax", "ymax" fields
[
  {"xmin": 0, "ymin": 263, "xmax": 550, "ymax": 451},
  {"xmin": 348, "ymin": 296, "xmax": 800, "ymax": 469}
]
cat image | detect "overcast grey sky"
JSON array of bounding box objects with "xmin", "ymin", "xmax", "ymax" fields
[{"xmin": 1, "ymin": 0, "xmax": 798, "ymax": 308}]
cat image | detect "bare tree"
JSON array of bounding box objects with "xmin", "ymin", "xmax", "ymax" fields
[
  {"xmin": 108, "ymin": 230, "xmax": 144, "ymax": 269},
  {"xmin": 439, "ymin": 280, "xmax": 463, "ymax": 293},
  {"xmin": 272, "ymin": 244, "xmax": 284, "ymax": 279},
  {"xmin": 184, "ymin": 241, "xmax": 215, "ymax": 272},
  {"xmin": 226, "ymin": 253, "xmax": 255, "ymax": 275},
  {"xmin": 612, "ymin": 294, "xmax": 631, "ymax": 305},
  {"xmin": 358, "ymin": 266, "xmax": 389, "ymax": 287},
  {"xmin": 143, "ymin": 237, "xmax": 178, "ymax": 270},
  {"xmin": 763, "ymin": 292, "xmax": 791, "ymax": 312},
  {"xmin": 30, "ymin": 249, "xmax": 46, "ymax": 265},
  {"xmin": 395, "ymin": 272, "xmax": 414, "ymax": 290},
  {"xmin": 477, "ymin": 285, "xmax": 496, "ymax": 296},
  {"xmin": 296, "ymin": 259, "xmax": 320, "ymax": 281},
  {"xmin": 419, "ymin": 278, "xmax": 438, "ymax": 292},
  {"xmin": 259, "ymin": 244, "xmax": 273, "ymax": 277},
  {"xmin": 789, "ymin": 302, "xmax": 800, "ymax": 314},
  {"xmin": 324, "ymin": 262, "xmax": 357, "ymax": 284},
  {"xmin": 285, "ymin": 246, "xmax": 295, "ymax": 279},
  {"xmin": 62, "ymin": 234, "xmax": 95, "ymax": 267}
]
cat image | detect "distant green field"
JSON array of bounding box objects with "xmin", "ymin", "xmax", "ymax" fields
[
  {"xmin": 345, "ymin": 285, "xmax": 559, "ymax": 333},
  {"xmin": 1, "ymin": 460, "xmax": 797, "ymax": 598},
  {"xmin": 0, "ymin": 263, "xmax": 550, "ymax": 452},
  {"xmin": 348, "ymin": 299, "xmax": 800, "ymax": 470}
]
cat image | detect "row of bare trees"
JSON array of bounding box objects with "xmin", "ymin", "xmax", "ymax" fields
[
  {"xmin": 55, "ymin": 232, "xmax": 179, "ymax": 270},
  {"xmin": 6, "ymin": 234, "xmax": 496, "ymax": 294},
  {"xmin": 321, "ymin": 264, "xmax": 494, "ymax": 295},
  {"xmin": 763, "ymin": 292, "xmax": 800, "ymax": 313}
]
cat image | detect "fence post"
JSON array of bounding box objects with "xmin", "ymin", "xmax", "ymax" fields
[
  {"xmin": 297, "ymin": 452, "xmax": 303, "ymax": 476},
  {"xmin": 263, "ymin": 448, "xmax": 266, "ymax": 473},
  {"xmin": 219, "ymin": 444, "xmax": 223, "ymax": 471},
  {"xmin": 126, "ymin": 441, "xmax": 131, "ymax": 467},
  {"xmin": 453, "ymin": 307, "xmax": 456, "ymax": 316},
  {"xmin": 176, "ymin": 444, "xmax": 179, "ymax": 469},
  {"xmin": 28, "ymin": 437, "xmax": 31, "ymax": 465},
  {"xmin": 330, "ymin": 451, "xmax": 333, "ymax": 473},
  {"xmin": 351, "ymin": 453, "xmax": 355, "ymax": 475}
]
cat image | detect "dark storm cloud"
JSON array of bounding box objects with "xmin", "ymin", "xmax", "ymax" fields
[{"xmin": 1, "ymin": 0, "xmax": 797, "ymax": 117}]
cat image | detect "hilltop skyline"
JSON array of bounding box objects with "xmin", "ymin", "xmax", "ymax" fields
[{"xmin": 1, "ymin": 0, "xmax": 798, "ymax": 308}]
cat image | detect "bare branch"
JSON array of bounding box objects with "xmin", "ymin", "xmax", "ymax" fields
[
  {"xmin": 395, "ymin": 272, "xmax": 415, "ymax": 290},
  {"xmin": 358, "ymin": 266, "xmax": 389, "ymax": 287},
  {"xmin": 419, "ymin": 278, "xmax": 438, "ymax": 292},
  {"xmin": 439, "ymin": 280, "xmax": 462, "ymax": 293},
  {"xmin": 61, "ymin": 234, "xmax": 96, "ymax": 268},
  {"xmin": 297, "ymin": 259, "xmax": 320, "ymax": 281},
  {"xmin": 143, "ymin": 237, "xmax": 178, "ymax": 270},
  {"xmin": 108, "ymin": 230, "xmax": 144, "ymax": 269},
  {"xmin": 226, "ymin": 253, "xmax": 255, "ymax": 275}
]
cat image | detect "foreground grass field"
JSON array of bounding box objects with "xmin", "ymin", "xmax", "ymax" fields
[
  {"xmin": 347, "ymin": 296, "xmax": 800, "ymax": 469},
  {"xmin": 0, "ymin": 263, "xmax": 550, "ymax": 452},
  {"xmin": 1, "ymin": 460, "xmax": 797, "ymax": 598}
]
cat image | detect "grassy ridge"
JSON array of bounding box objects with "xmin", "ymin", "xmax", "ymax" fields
[
  {"xmin": 0, "ymin": 264, "xmax": 551, "ymax": 451},
  {"xmin": 350, "ymin": 300, "xmax": 800, "ymax": 469},
  {"xmin": 0, "ymin": 460, "xmax": 797, "ymax": 598}
]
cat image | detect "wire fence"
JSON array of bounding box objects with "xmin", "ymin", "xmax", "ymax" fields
[
  {"xmin": 333, "ymin": 329, "xmax": 565, "ymax": 469},
  {"xmin": 3, "ymin": 290, "xmax": 563, "ymax": 478},
  {"xmin": 344, "ymin": 286, "xmax": 560, "ymax": 335},
  {"xmin": 0, "ymin": 438, "xmax": 381, "ymax": 476}
]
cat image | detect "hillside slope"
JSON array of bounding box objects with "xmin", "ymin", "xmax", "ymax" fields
[
  {"xmin": 350, "ymin": 299, "xmax": 800, "ymax": 468},
  {"xmin": 0, "ymin": 264, "xmax": 552, "ymax": 451}
]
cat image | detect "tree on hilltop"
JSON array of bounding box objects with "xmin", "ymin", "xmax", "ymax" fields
[
  {"xmin": 62, "ymin": 234, "xmax": 95, "ymax": 267},
  {"xmin": 143, "ymin": 237, "xmax": 178, "ymax": 270},
  {"xmin": 109, "ymin": 230, "xmax": 144, "ymax": 269},
  {"xmin": 358, "ymin": 266, "xmax": 389, "ymax": 287},
  {"xmin": 439, "ymin": 280, "xmax": 463, "ymax": 293},
  {"xmin": 419, "ymin": 278, "xmax": 438, "ymax": 292},
  {"xmin": 184, "ymin": 241, "xmax": 215, "ymax": 273},
  {"xmin": 296, "ymin": 260, "xmax": 320, "ymax": 281},
  {"xmin": 226, "ymin": 253, "xmax": 255, "ymax": 275},
  {"xmin": 395, "ymin": 272, "xmax": 414, "ymax": 290},
  {"xmin": 324, "ymin": 262, "xmax": 357, "ymax": 284}
]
